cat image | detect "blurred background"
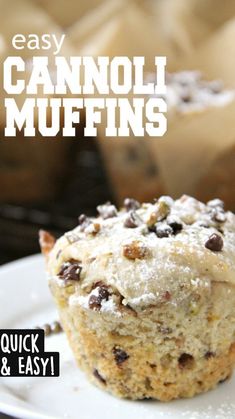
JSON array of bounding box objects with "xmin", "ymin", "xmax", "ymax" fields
[{"xmin": 1, "ymin": 0, "xmax": 235, "ymax": 264}]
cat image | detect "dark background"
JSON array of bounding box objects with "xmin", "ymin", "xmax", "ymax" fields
[{"xmin": 0, "ymin": 138, "xmax": 114, "ymax": 265}]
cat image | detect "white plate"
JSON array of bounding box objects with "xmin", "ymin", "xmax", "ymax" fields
[{"xmin": 0, "ymin": 255, "xmax": 235, "ymax": 419}]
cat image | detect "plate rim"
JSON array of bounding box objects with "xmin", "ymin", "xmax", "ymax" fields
[{"xmin": 0, "ymin": 254, "xmax": 56, "ymax": 419}]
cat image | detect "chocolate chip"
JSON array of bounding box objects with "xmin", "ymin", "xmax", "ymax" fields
[
  {"xmin": 205, "ymin": 233, "xmax": 223, "ymax": 252},
  {"xmin": 181, "ymin": 92, "xmax": 192, "ymax": 103},
  {"xmin": 167, "ymin": 217, "xmax": 183, "ymax": 234},
  {"xmin": 93, "ymin": 369, "xmax": 106, "ymax": 384},
  {"xmin": 88, "ymin": 295, "xmax": 101, "ymax": 310},
  {"xmin": 58, "ymin": 260, "xmax": 82, "ymax": 281},
  {"xmin": 124, "ymin": 211, "xmax": 141, "ymax": 228},
  {"xmin": 97, "ymin": 202, "xmax": 118, "ymax": 219},
  {"xmin": 97, "ymin": 286, "xmax": 110, "ymax": 301},
  {"xmin": 88, "ymin": 285, "xmax": 110, "ymax": 310},
  {"xmin": 123, "ymin": 198, "xmax": 140, "ymax": 211},
  {"xmin": 92, "ymin": 280, "xmax": 106, "ymax": 289},
  {"xmin": 113, "ymin": 347, "xmax": 129, "ymax": 365},
  {"xmin": 149, "ymin": 363, "xmax": 156, "ymax": 369},
  {"xmin": 148, "ymin": 225, "xmax": 157, "ymax": 233},
  {"xmin": 178, "ymin": 353, "xmax": 194, "ymax": 369},
  {"xmin": 155, "ymin": 224, "xmax": 173, "ymax": 238}
]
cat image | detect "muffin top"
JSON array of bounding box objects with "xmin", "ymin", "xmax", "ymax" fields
[{"xmin": 46, "ymin": 195, "xmax": 235, "ymax": 312}]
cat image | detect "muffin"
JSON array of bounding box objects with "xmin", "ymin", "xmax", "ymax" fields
[
  {"xmin": 40, "ymin": 195, "xmax": 235, "ymax": 401},
  {"xmin": 96, "ymin": 71, "xmax": 235, "ymax": 206},
  {"xmin": 149, "ymin": 72, "xmax": 235, "ymax": 207}
]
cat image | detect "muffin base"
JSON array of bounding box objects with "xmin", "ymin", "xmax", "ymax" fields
[
  {"xmin": 67, "ymin": 326, "xmax": 235, "ymax": 401},
  {"xmin": 55, "ymin": 296, "xmax": 235, "ymax": 401}
]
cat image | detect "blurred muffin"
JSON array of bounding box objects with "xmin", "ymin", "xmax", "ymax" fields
[
  {"xmin": 68, "ymin": 0, "xmax": 178, "ymax": 205},
  {"xmin": 96, "ymin": 70, "xmax": 235, "ymax": 206},
  {"xmin": 195, "ymin": 143, "xmax": 235, "ymax": 210},
  {"xmin": 148, "ymin": 71, "xmax": 235, "ymax": 209},
  {"xmin": 41, "ymin": 195, "xmax": 235, "ymax": 400}
]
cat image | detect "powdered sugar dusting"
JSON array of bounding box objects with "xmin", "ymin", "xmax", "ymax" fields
[
  {"xmin": 48, "ymin": 195, "xmax": 235, "ymax": 310},
  {"xmin": 69, "ymin": 292, "xmax": 121, "ymax": 317},
  {"xmin": 123, "ymin": 292, "xmax": 158, "ymax": 308}
]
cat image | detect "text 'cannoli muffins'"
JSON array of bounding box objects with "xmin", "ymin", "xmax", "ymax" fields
[{"xmin": 40, "ymin": 195, "xmax": 235, "ymax": 401}]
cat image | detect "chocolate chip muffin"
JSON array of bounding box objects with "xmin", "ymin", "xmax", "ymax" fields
[
  {"xmin": 148, "ymin": 71, "xmax": 235, "ymax": 208},
  {"xmin": 40, "ymin": 195, "xmax": 235, "ymax": 401}
]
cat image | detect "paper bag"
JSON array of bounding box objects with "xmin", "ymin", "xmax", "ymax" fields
[
  {"xmin": 182, "ymin": 19, "xmax": 235, "ymax": 87},
  {"xmin": 149, "ymin": 96, "xmax": 235, "ymax": 208}
]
